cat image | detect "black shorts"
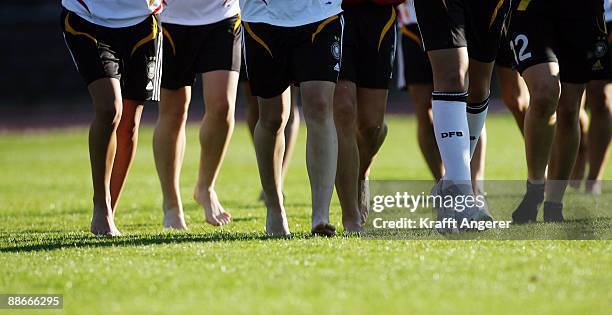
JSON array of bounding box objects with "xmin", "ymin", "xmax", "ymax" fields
[
  {"xmin": 495, "ymin": 33, "xmax": 516, "ymax": 69},
  {"xmin": 242, "ymin": 15, "xmax": 343, "ymax": 98},
  {"xmin": 161, "ymin": 15, "xmax": 242, "ymax": 89},
  {"xmin": 400, "ymin": 23, "xmax": 433, "ymax": 85},
  {"xmin": 592, "ymin": 21, "xmax": 612, "ymax": 81},
  {"xmin": 339, "ymin": 4, "xmax": 397, "ymax": 89},
  {"xmin": 61, "ymin": 8, "xmax": 162, "ymax": 101},
  {"xmin": 414, "ymin": 0, "xmax": 510, "ymax": 63},
  {"xmin": 508, "ymin": 0, "xmax": 608, "ymax": 83}
]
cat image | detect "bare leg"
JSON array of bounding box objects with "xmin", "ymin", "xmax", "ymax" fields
[
  {"xmin": 110, "ymin": 99, "xmax": 144, "ymax": 211},
  {"xmin": 333, "ymin": 80, "xmax": 361, "ymax": 232},
  {"xmin": 88, "ymin": 78, "xmax": 123, "ymax": 236},
  {"xmin": 282, "ymin": 88, "xmax": 300, "ymax": 182},
  {"xmin": 569, "ymin": 103, "xmax": 589, "ymax": 189},
  {"xmin": 153, "ymin": 87, "xmax": 190, "ymax": 229},
  {"xmin": 496, "ymin": 66, "xmax": 529, "ymax": 135},
  {"xmin": 522, "ymin": 63, "xmax": 561, "ymax": 183},
  {"xmin": 245, "ymin": 83, "xmax": 298, "ymax": 200},
  {"xmin": 511, "ymin": 63, "xmax": 560, "ymax": 223},
  {"xmin": 356, "ymin": 88, "xmax": 389, "ymax": 224},
  {"xmin": 409, "ymin": 84, "xmax": 443, "ymax": 180},
  {"xmin": 254, "ymin": 90, "xmax": 291, "ymax": 236},
  {"xmin": 585, "ymin": 80, "xmax": 611, "ymax": 194},
  {"xmin": 244, "ymin": 82, "xmax": 259, "ymax": 142},
  {"xmin": 194, "ymin": 70, "xmax": 238, "ymax": 226},
  {"xmin": 546, "ymin": 83, "xmax": 586, "ymax": 203},
  {"xmin": 356, "ymin": 88, "xmax": 389, "ymax": 180},
  {"xmin": 470, "ymin": 128, "xmax": 486, "ymax": 195},
  {"xmin": 301, "ymin": 81, "xmax": 338, "ymax": 236}
]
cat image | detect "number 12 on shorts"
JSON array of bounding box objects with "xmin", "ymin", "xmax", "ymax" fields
[{"xmin": 510, "ymin": 34, "xmax": 532, "ymax": 63}]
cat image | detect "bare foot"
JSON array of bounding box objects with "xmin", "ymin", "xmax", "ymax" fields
[
  {"xmin": 311, "ymin": 223, "xmax": 336, "ymax": 237},
  {"xmin": 343, "ymin": 220, "xmax": 362, "ymax": 233},
  {"xmin": 163, "ymin": 206, "xmax": 188, "ymax": 230},
  {"xmin": 194, "ymin": 188, "xmax": 231, "ymax": 226},
  {"xmin": 90, "ymin": 208, "xmax": 121, "ymax": 236},
  {"xmin": 266, "ymin": 207, "xmax": 290, "ymax": 236}
]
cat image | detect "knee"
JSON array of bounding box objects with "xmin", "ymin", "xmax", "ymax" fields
[
  {"xmin": 159, "ymin": 106, "xmax": 188, "ymax": 127},
  {"xmin": 303, "ymin": 95, "xmax": 333, "ymax": 126},
  {"xmin": 358, "ymin": 118, "xmax": 386, "ymax": 140},
  {"xmin": 556, "ymin": 103, "xmax": 580, "ymax": 127},
  {"xmin": 528, "ymin": 80, "xmax": 560, "ymax": 119},
  {"xmin": 94, "ymin": 99, "xmax": 122, "ymax": 127},
  {"xmin": 588, "ymin": 86, "xmax": 612, "ymax": 115},
  {"xmin": 333, "ymin": 99, "xmax": 356, "ymax": 132},
  {"xmin": 502, "ymin": 92, "xmax": 529, "ymax": 115},
  {"xmin": 258, "ymin": 110, "xmax": 287, "ymax": 132},
  {"xmin": 205, "ymin": 99, "xmax": 235, "ymax": 124}
]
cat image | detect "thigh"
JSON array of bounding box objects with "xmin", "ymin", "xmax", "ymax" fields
[
  {"xmin": 357, "ymin": 88, "xmax": 388, "ymax": 127},
  {"xmin": 495, "ymin": 33, "xmax": 517, "ymax": 69},
  {"xmin": 197, "ymin": 15, "xmax": 242, "ymax": 74},
  {"xmin": 351, "ymin": 5, "xmax": 398, "ymax": 89},
  {"xmin": 61, "ymin": 9, "xmax": 121, "ymax": 85},
  {"xmin": 414, "ymin": 0, "xmax": 466, "ymax": 52},
  {"xmin": 465, "ymin": 0, "xmax": 510, "ymax": 63},
  {"xmin": 401, "ymin": 24, "xmax": 433, "ymax": 85},
  {"xmin": 160, "ymin": 23, "xmax": 199, "ymax": 90},
  {"xmin": 243, "ymin": 22, "xmax": 290, "ymax": 98},
  {"xmin": 508, "ymin": 0, "xmax": 557, "ymax": 76},
  {"xmin": 338, "ymin": 11, "xmax": 358, "ymax": 85},
  {"xmin": 292, "ymin": 15, "xmax": 343, "ymax": 86},
  {"xmin": 557, "ymin": 15, "xmax": 608, "ymax": 84},
  {"xmin": 201, "ymin": 70, "xmax": 240, "ymax": 109},
  {"xmin": 120, "ymin": 15, "xmax": 163, "ymax": 101}
]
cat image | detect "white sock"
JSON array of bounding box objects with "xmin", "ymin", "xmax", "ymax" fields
[
  {"xmin": 467, "ymin": 96, "xmax": 489, "ymax": 158},
  {"xmin": 432, "ymin": 91, "xmax": 472, "ymax": 182}
]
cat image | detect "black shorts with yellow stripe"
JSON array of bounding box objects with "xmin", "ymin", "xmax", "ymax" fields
[
  {"xmin": 508, "ymin": 0, "xmax": 608, "ymax": 83},
  {"xmin": 400, "ymin": 23, "xmax": 433, "ymax": 85},
  {"xmin": 414, "ymin": 0, "xmax": 510, "ymax": 63},
  {"xmin": 339, "ymin": 4, "xmax": 397, "ymax": 89},
  {"xmin": 161, "ymin": 15, "xmax": 242, "ymax": 90},
  {"xmin": 495, "ymin": 33, "xmax": 516, "ymax": 69},
  {"xmin": 60, "ymin": 8, "xmax": 162, "ymax": 101},
  {"xmin": 242, "ymin": 15, "xmax": 344, "ymax": 98}
]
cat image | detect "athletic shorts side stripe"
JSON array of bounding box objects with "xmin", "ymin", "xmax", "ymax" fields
[
  {"xmin": 64, "ymin": 12, "xmax": 97, "ymax": 45},
  {"xmin": 312, "ymin": 15, "xmax": 339, "ymax": 43},
  {"xmin": 378, "ymin": 6, "xmax": 397, "ymax": 50},
  {"xmin": 243, "ymin": 22, "xmax": 273, "ymax": 57},
  {"xmin": 130, "ymin": 16, "xmax": 160, "ymax": 57},
  {"xmin": 241, "ymin": 23, "xmax": 249, "ymax": 80},
  {"xmin": 152, "ymin": 27, "xmax": 163, "ymax": 101},
  {"xmin": 340, "ymin": 15, "xmax": 345, "ymax": 71},
  {"xmin": 62, "ymin": 32, "xmax": 80, "ymax": 72}
]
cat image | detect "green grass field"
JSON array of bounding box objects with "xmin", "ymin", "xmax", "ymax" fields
[{"xmin": 0, "ymin": 115, "xmax": 610, "ymax": 314}]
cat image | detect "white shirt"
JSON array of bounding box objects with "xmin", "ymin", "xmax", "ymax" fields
[
  {"xmin": 162, "ymin": 0, "xmax": 240, "ymax": 26},
  {"xmin": 239, "ymin": 0, "xmax": 342, "ymax": 27},
  {"xmin": 62, "ymin": 0, "xmax": 163, "ymax": 28},
  {"xmin": 397, "ymin": 0, "xmax": 417, "ymax": 26},
  {"xmin": 605, "ymin": 0, "xmax": 612, "ymax": 22}
]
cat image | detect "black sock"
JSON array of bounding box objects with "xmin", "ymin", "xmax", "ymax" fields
[{"xmin": 512, "ymin": 181, "xmax": 545, "ymax": 224}]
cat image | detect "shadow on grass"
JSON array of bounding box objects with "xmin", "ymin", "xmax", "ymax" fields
[{"xmin": 0, "ymin": 230, "xmax": 317, "ymax": 253}]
